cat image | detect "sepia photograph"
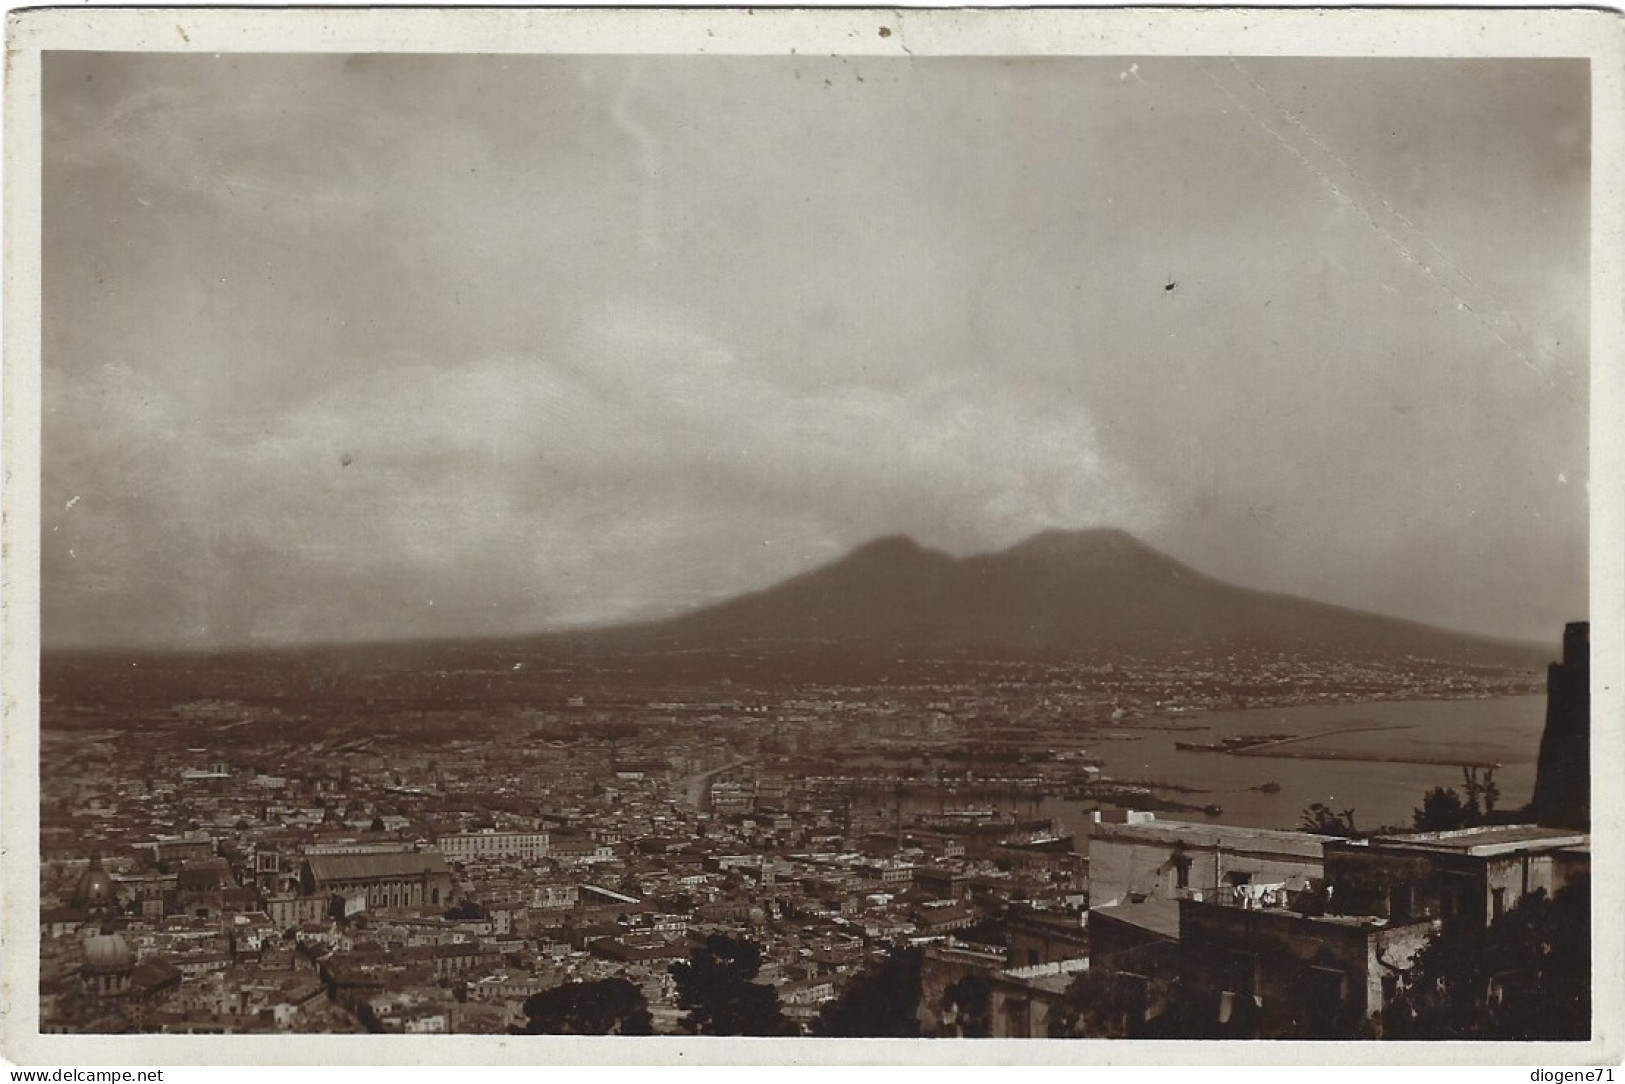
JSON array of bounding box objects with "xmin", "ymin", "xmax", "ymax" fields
[{"xmin": 2, "ymin": 6, "xmax": 1621, "ymax": 1068}]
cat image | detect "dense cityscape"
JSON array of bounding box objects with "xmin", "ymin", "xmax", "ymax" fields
[{"xmin": 37, "ymin": 623, "xmax": 1589, "ymax": 1040}]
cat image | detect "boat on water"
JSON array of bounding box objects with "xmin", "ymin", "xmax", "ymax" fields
[
  {"xmin": 914, "ymin": 812, "xmax": 1053, "ymax": 835},
  {"xmin": 1177, "ymin": 735, "xmax": 1296, "ymax": 753},
  {"xmin": 998, "ymin": 832, "xmax": 1077, "ymax": 852}
]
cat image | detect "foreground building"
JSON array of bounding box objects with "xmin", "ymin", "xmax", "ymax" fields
[
  {"xmin": 1320, "ymin": 825, "xmax": 1590, "ymax": 927},
  {"xmin": 1176, "ymin": 823, "xmax": 1591, "ymax": 1038},
  {"xmin": 1178, "ymin": 894, "xmax": 1434, "ymax": 1038},
  {"xmin": 1086, "ymin": 817, "xmax": 1333, "ymax": 909}
]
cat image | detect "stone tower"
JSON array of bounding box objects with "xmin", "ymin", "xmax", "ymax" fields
[{"xmin": 1531, "ymin": 621, "xmax": 1589, "ymax": 829}]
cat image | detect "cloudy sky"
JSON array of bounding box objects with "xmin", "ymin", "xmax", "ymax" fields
[{"xmin": 41, "ymin": 53, "xmax": 1589, "ymax": 648}]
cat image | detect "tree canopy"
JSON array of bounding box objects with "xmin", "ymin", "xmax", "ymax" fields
[
  {"xmin": 1052, "ymin": 968, "xmax": 1143, "ymax": 1039},
  {"xmin": 1412, "ymin": 766, "xmax": 1501, "ymax": 832},
  {"xmin": 1412, "ymin": 785, "xmax": 1472, "ymax": 832},
  {"xmin": 1384, "ymin": 875, "xmax": 1589, "ymax": 1040},
  {"xmin": 443, "ymin": 898, "xmax": 487, "ymax": 921},
  {"xmin": 518, "ymin": 978, "xmax": 654, "ymax": 1036},
  {"xmin": 814, "ymin": 947, "xmax": 923, "ymax": 1038},
  {"xmin": 936, "ymin": 973, "xmax": 992, "ymax": 1038},
  {"xmin": 669, "ymin": 933, "xmax": 795, "ymax": 1036},
  {"xmin": 1298, "ymin": 803, "xmax": 1358, "ymax": 836}
]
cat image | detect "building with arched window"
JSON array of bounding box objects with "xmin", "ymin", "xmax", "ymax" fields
[{"xmin": 298, "ymin": 851, "xmax": 455, "ymax": 914}]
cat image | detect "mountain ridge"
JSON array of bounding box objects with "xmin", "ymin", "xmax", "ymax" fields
[
  {"xmin": 570, "ymin": 528, "xmax": 1546, "ymax": 667},
  {"xmin": 39, "ymin": 530, "xmax": 1554, "ymax": 702}
]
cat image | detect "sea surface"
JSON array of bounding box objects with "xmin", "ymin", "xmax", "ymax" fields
[{"xmin": 900, "ymin": 695, "xmax": 1548, "ymax": 842}]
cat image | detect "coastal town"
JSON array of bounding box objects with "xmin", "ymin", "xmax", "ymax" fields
[
  {"xmin": 36, "ymin": 628, "xmax": 1587, "ymax": 1039},
  {"xmin": 20, "ymin": 28, "xmax": 1601, "ymax": 1063}
]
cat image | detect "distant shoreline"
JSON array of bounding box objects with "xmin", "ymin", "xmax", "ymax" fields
[{"xmin": 1232, "ymin": 747, "xmax": 1502, "ymax": 769}]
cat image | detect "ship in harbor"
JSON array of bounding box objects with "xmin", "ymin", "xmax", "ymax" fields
[{"xmin": 1174, "ymin": 733, "xmax": 1295, "ymax": 753}]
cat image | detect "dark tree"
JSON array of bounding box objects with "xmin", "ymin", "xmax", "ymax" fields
[
  {"xmin": 1052, "ymin": 968, "xmax": 1140, "ymax": 1038},
  {"xmin": 1298, "ymin": 803, "xmax": 1358, "ymax": 836},
  {"xmin": 1462, "ymin": 765, "xmax": 1500, "ymax": 819},
  {"xmin": 1384, "ymin": 876, "xmax": 1590, "ymax": 1040},
  {"xmin": 814, "ymin": 948, "xmax": 923, "ymax": 1037},
  {"xmin": 669, "ymin": 934, "xmax": 794, "ymax": 1036},
  {"xmin": 517, "ymin": 978, "xmax": 654, "ymax": 1036},
  {"xmin": 1413, "ymin": 786, "xmax": 1471, "ymax": 831},
  {"xmin": 955, "ymin": 918, "xmax": 1009, "ymax": 948},
  {"xmin": 654, "ymin": 892, "xmax": 695, "ymax": 914},
  {"xmin": 443, "ymin": 898, "xmax": 487, "ymax": 921},
  {"xmin": 1413, "ymin": 766, "xmax": 1500, "ymax": 831},
  {"xmin": 937, "ymin": 973, "xmax": 992, "ymax": 1038}
]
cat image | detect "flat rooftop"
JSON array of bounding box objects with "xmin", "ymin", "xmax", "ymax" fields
[
  {"xmin": 998, "ymin": 957, "xmax": 1090, "ymax": 994},
  {"xmin": 1178, "ymin": 897, "xmax": 1400, "ymax": 931},
  {"xmin": 1357, "ymin": 824, "xmax": 1589, "ymax": 857},
  {"xmin": 1089, "ymin": 819, "xmax": 1333, "ymax": 854},
  {"xmin": 1091, "ymin": 898, "xmax": 1182, "ymax": 942}
]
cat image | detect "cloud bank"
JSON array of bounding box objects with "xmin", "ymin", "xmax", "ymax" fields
[
  {"xmin": 44, "ymin": 298, "xmax": 1156, "ymax": 645},
  {"xmin": 40, "ymin": 54, "xmax": 1588, "ymax": 647}
]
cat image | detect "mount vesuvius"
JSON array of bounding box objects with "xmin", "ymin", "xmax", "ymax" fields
[
  {"xmin": 593, "ymin": 528, "xmax": 1543, "ymax": 665},
  {"xmin": 41, "ymin": 529, "xmax": 1548, "ymax": 702}
]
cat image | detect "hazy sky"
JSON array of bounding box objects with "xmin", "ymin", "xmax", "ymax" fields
[{"xmin": 41, "ymin": 53, "xmax": 1589, "ymax": 648}]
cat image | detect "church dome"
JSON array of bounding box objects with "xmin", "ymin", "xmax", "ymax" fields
[
  {"xmin": 71, "ymin": 857, "xmax": 116, "ymax": 910},
  {"xmin": 82, "ymin": 932, "xmax": 133, "ymax": 973}
]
